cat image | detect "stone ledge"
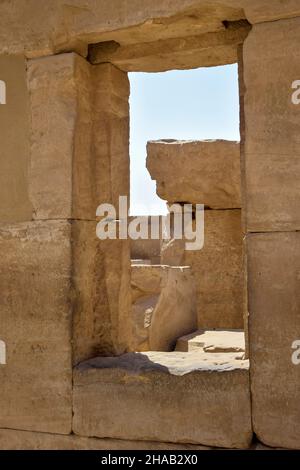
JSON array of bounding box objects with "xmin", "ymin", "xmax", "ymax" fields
[{"xmin": 73, "ymin": 352, "xmax": 252, "ymax": 449}]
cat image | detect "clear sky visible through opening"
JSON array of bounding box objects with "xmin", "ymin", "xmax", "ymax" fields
[{"xmin": 129, "ymin": 64, "xmax": 240, "ymax": 215}]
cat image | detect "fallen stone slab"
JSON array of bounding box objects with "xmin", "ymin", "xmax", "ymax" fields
[
  {"xmin": 176, "ymin": 329, "xmax": 245, "ymax": 354},
  {"xmin": 73, "ymin": 352, "xmax": 252, "ymax": 449}
]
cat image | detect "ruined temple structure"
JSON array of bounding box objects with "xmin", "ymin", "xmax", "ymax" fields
[{"xmin": 0, "ymin": 0, "xmax": 300, "ymax": 450}]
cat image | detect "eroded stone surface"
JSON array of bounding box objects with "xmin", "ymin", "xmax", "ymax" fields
[
  {"xmin": 161, "ymin": 210, "xmax": 244, "ymax": 330},
  {"xmin": 147, "ymin": 140, "xmax": 241, "ymax": 208},
  {"xmin": 131, "ymin": 265, "xmax": 197, "ymax": 351},
  {"xmin": 1, "ymin": 1, "xmax": 300, "ymax": 58},
  {"xmin": 0, "ymin": 221, "xmax": 73, "ymax": 434},
  {"xmin": 247, "ymin": 232, "xmax": 300, "ymax": 449},
  {"xmin": 0, "ymin": 428, "xmax": 213, "ymax": 450},
  {"xmin": 89, "ymin": 23, "xmax": 250, "ymax": 72},
  {"xmin": 243, "ymin": 18, "xmax": 300, "ymax": 231},
  {"xmin": 73, "ymin": 352, "xmax": 252, "ymax": 448},
  {"xmin": 0, "ymin": 55, "xmax": 32, "ymax": 222},
  {"xmin": 176, "ymin": 329, "xmax": 245, "ymax": 354}
]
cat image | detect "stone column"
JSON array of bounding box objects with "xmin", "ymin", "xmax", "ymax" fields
[
  {"xmin": 242, "ymin": 18, "xmax": 300, "ymax": 448},
  {"xmin": 0, "ymin": 53, "xmax": 131, "ymax": 434}
]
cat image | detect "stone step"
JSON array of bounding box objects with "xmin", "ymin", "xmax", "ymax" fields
[{"xmin": 176, "ymin": 329, "xmax": 245, "ymax": 354}]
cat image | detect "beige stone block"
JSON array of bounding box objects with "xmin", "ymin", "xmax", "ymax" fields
[
  {"xmin": 242, "ymin": 18, "xmax": 300, "ymax": 231},
  {"xmin": 131, "ymin": 265, "xmax": 197, "ymax": 351},
  {"xmin": 247, "ymin": 232, "xmax": 300, "ymax": 449},
  {"xmin": 130, "ymin": 217, "xmax": 162, "ymax": 263},
  {"xmin": 27, "ymin": 55, "xmax": 129, "ymax": 221},
  {"xmin": 27, "ymin": 53, "xmax": 94, "ymax": 220},
  {"xmin": 163, "ymin": 210, "xmax": 244, "ymax": 329},
  {"xmin": 73, "ymin": 223, "xmax": 132, "ymax": 361},
  {"xmin": 149, "ymin": 266, "xmax": 198, "ymax": 351},
  {"xmin": 147, "ymin": 140, "xmax": 241, "ymax": 209},
  {"xmin": 89, "ymin": 23, "xmax": 250, "ymax": 72},
  {"xmin": 0, "ymin": 219, "xmax": 132, "ymax": 433},
  {"xmin": 0, "ymin": 428, "xmax": 212, "ymax": 450},
  {"xmin": 0, "ymin": 220, "xmax": 73, "ymax": 434},
  {"xmin": 0, "ymin": 55, "xmax": 32, "ymax": 222},
  {"xmin": 92, "ymin": 64, "xmax": 130, "ymax": 212},
  {"xmin": 1, "ymin": 1, "xmax": 299, "ymax": 58},
  {"xmin": 176, "ymin": 329, "xmax": 245, "ymax": 354},
  {"xmin": 72, "ymin": 224, "xmax": 132, "ymax": 362},
  {"xmin": 188, "ymin": 210, "xmax": 244, "ymax": 329},
  {"xmin": 73, "ymin": 352, "xmax": 252, "ymax": 449}
]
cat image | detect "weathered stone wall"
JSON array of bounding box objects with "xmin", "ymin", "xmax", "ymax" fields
[
  {"xmin": 147, "ymin": 140, "xmax": 244, "ymax": 330},
  {"xmin": 0, "ymin": 0, "xmax": 300, "ymax": 450},
  {"xmin": 0, "ymin": 52, "xmax": 132, "ymax": 434},
  {"xmin": 242, "ymin": 17, "xmax": 300, "ymax": 449}
]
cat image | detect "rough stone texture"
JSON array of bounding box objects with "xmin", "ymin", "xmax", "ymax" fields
[
  {"xmin": 130, "ymin": 216, "xmax": 162, "ymax": 264},
  {"xmin": 27, "ymin": 53, "xmax": 132, "ymax": 358},
  {"xmin": 247, "ymin": 232, "xmax": 300, "ymax": 449},
  {"xmin": 131, "ymin": 265, "xmax": 197, "ymax": 351},
  {"xmin": 162, "ymin": 210, "xmax": 244, "ymax": 330},
  {"xmin": 98, "ymin": 238, "xmax": 132, "ymax": 356},
  {"xmin": 73, "ymin": 352, "xmax": 252, "ymax": 448},
  {"xmin": 89, "ymin": 22, "xmax": 250, "ymax": 72},
  {"xmin": 1, "ymin": 1, "xmax": 300, "ymax": 58},
  {"xmin": 0, "ymin": 55, "xmax": 32, "ymax": 222},
  {"xmin": 176, "ymin": 329, "xmax": 245, "ymax": 354},
  {"xmin": 92, "ymin": 63, "xmax": 130, "ymax": 212},
  {"xmin": 147, "ymin": 140, "xmax": 241, "ymax": 208},
  {"xmin": 73, "ymin": 227, "xmax": 132, "ymax": 362},
  {"xmin": 28, "ymin": 53, "xmax": 95, "ymax": 220},
  {"xmin": 0, "ymin": 428, "xmax": 213, "ymax": 451},
  {"xmin": 0, "ymin": 428, "xmax": 284, "ymax": 450},
  {"xmin": 0, "ymin": 220, "xmax": 131, "ymax": 433},
  {"xmin": 27, "ymin": 54, "xmax": 129, "ymax": 221},
  {"xmin": 242, "ymin": 18, "xmax": 300, "ymax": 232},
  {"xmin": 0, "ymin": 221, "xmax": 73, "ymax": 434}
]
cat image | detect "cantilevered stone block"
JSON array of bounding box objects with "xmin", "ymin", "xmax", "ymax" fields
[{"xmin": 147, "ymin": 140, "xmax": 241, "ymax": 209}]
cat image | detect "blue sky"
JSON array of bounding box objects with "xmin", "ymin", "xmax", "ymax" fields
[{"xmin": 129, "ymin": 64, "xmax": 240, "ymax": 215}]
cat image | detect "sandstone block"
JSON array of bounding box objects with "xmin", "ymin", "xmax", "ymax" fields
[
  {"xmin": 73, "ymin": 352, "xmax": 252, "ymax": 448},
  {"xmin": 162, "ymin": 210, "xmax": 244, "ymax": 330},
  {"xmin": 242, "ymin": 18, "xmax": 300, "ymax": 231},
  {"xmin": 0, "ymin": 428, "xmax": 212, "ymax": 450},
  {"xmin": 176, "ymin": 329, "xmax": 245, "ymax": 354},
  {"xmin": 0, "ymin": 55, "xmax": 32, "ymax": 222},
  {"xmin": 131, "ymin": 265, "xmax": 197, "ymax": 351},
  {"xmin": 147, "ymin": 140, "xmax": 241, "ymax": 209},
  {"xmin": 0, "ymin": 220, "xmax": 131, "ymax": 433},
  {"xmin": 72, "ymin": 226, "xmax": 132, "ymax": 363},
  {"xmin": 247, "ymin": 232, "xmax": 300, "ymax": 449},
  {"xmin": 89, "ymin": 23, "xmax": 250, "ymax": 72},
  {"xmin": 27, "ymin": 55, "xmax": 129, "ymax": 221},
  {"xmin": 130, "ymin": 216, "xmax": 162, "ymax": 263},
  {"xmin": 92, "ymin": 63, "xmax": 130, "ymax": 213},
  {"xmin": 27, "ymin": 53, "xmax": 94, "ymax": 220},
  {"xmin": 0, "ymin": 221, "xmax": 73, "ymax": 434},
  {"xmin": 1, "ymin": 1, "xmax": 299, "ymax": 59}
]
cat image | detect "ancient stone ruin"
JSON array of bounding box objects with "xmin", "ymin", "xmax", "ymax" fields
[{"xmin": 0, "ymin": 0, "xmax": 300, "ymax": 451}]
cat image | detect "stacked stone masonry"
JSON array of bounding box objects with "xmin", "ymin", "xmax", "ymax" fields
[{"xmin": 0, "ymin": 0, "xmax": 300, "ymax": 450}]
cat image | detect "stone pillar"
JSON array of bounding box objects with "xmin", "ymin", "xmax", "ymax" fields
[
  {"xmin": 242, "ymin": 18, "xmax": 300, "ymax": 448},
  {"xmin": 0, "ymin": 53, "xmax": 131, "ymax": 434}
]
